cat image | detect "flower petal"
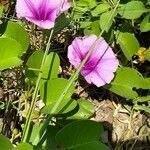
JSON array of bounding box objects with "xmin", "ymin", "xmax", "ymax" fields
[
  {"xmin": 16, "ymin": 0, "xmax": 70, "ymax": 29},
  {"xmin": 68, "ymin": 35, "xmax": 119, "ymax": 87},
  {"xmin": 16, "ymin": 0, "xmax": 36, "ymax": 18},
  {"xmin": 68, "ymin": 44, "xmax": 82, "ymax": 68},
  {"xmin": 68, "ymin": 35, "xmax": 97, "ymax": 68},
  {"xmin": 82, "ymin": 34, "xmax": 97, "ymax": 51},
  {"xmin": 98, "ymin": 59, "xmax": 119, "ymax": 72},
  {"xmin": 95, "ymin": 66, "xmax": 116, "ymax": 84},
  {"xmin": 83, "ymin": 70, "xmax": 106, "ymax": 87},
  {"xmin": 59, "ymin": 0, "xmax": 70, "ymax": 12}
]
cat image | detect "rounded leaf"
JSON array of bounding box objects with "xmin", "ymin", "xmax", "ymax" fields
[
  {"xmin": 91, "ymin": 3, "xmax": 110, "ymax": 16},
  {"xmin": 40, "ymin": 78, "xmax": 75, "ymax": 114},
  {"xmin": 99, "ymin": 10, "xmax": 117, "ymax": 32},
  {"xmin": 56, "ymin": 120, "xmax": 105, "ymax": 149},
  {"xmin": 0, "ymin": 37, "xmax": 22, "ymax": 70},
  {"xmin": 2, "ymin": 21, "xmax": 29, "ymax": 53},
  {"xmin": 118, "ymin": 1, "xmax": 148, "ymax": 19},
  {"xmin": 15, "ymin": 143, "xmax": 33, "ymax": 150},
  {"xmin": 70, "ymin": 141, "xmax": 109, "ymax": 150},
  {"xmin": 108, "ymin": 67, "xmax": 150, "ymax": 99},
  {"xmin": 26, "ymin": 50, "xmax": 60, "ymax": 80},
  {"xmin": 69, "ymin": 99, "xmax": 95, "ymax": 119},
  {"xmin": 117, "ymin": 32, "xmax": 140, "ymax": 60},
  {"xmin": 0, "ymin": 134, "xmax": 13, "ymax": 150},
  {"xmin": 140, "ymin": 14, "xmax": 150, "ymax": 32}
]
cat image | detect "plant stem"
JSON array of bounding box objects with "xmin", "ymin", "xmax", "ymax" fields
[
  {"xmin": 21, "ymin": 29, "xmax": 54, "ymax": 142},
  {"xmin": 37, "ymin": 0, "xmax": 120, "ymax": 144},
  {"xmin": 50, "ymin": 0, "xmax": 120, "ymax": 114}
]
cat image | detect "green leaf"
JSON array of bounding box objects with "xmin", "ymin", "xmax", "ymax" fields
[
  {"xmin": 0, "ymin": 37, "xmax": 22, "ymax": 70},
  {"xmin": 26, "ymin": 50, "xmax": 60, "ymax": 80},
  {"xmin": 91, "ymin": 3, "xmax": 110, "ymax": 16},
  {"xmin": 29, "ymin": 124, "xmax": 59, "ymax": 149},
  {"xmin": 140, "ymin": 14, "xmax": 150, "ymax": 32},
  {"xmin": 40, "ymin": 78, "xmax": 74, "ymax": 105},
  {"xmin": 76, "ymin": 0, "xmax": 97, "ymax": 8},
  {"xmin": 80, "ymin": 21, "xmax": 92, "ymax": 28},
  {"xmin": 117, "ymin": 32, "xmax": 140, "ymax": 60},
  {"xmin": 69, "ymin": 99, "xmax": 95, "ymax": 119},
  {"xmin": 134, "ymin": 96, "xmax": 150, "ymax": 102},
  {"xmin": 29, "ymin": 123, "xmax": 43, "ymax": 146},
  {"xmin": 83, "ymin": 21, "xmax": 100, "ymax": 36},
  {"xmin": 118, "ymin": 1, "xmax": 148, "ymax": 19},
  {"xmin": 2, "ymin": 21, "xmax": 29, "ymax": 53},
  {"xmin": 0, "ymin": 5, "xmax": 3, "ymax": 17},
  {"xmin": 41, "ymin": 99, "xmax": 77, "ymax": 115},
  {"xmin": 15, "ymin": 143, "xmax": 33, "ymax": 150},
  {"xmin": 70, "ymin": 141, "xmax": 109, "ymax": 150},
  {"xmin": 73, "ymin": 7, "xmax": 88, "ymax": 20},
  {"xmin": 53, "ymin": 14, "xmax": 71, "ymax": 34},
  {"xmin": 108, "ymin": 67, "xmax": 150, "ymax": 99},
  {"xmin": 91, "ymin": 21, "xmax": 101, "ymax": 36},
  {"xmin": 134, "ymin": 105, "xmax": 150, "ymax": 113},
  {"xmin": 56, "ymin": 120, "xmax": 108, "ymax": 150},
  {"xmin": 99, "ymin": 10, "xmax": 117, "ymax": 32},
  {"xmin": 0, "ymin": 134, "xmax": 13, "ymax": 150},
  {"xmin": 40, "ymin": 78, "xmax": 75, "ymax": 114}
]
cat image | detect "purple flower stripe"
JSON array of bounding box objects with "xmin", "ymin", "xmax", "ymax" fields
[{"xmin": 16, "ymin": 0, "xmax": 70, "ymax": 29}]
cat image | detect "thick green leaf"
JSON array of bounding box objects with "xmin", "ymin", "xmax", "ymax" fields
[
  {"xmin": 117, "ymin": 32, "xmax": 140, "ymax": 60},
  {"xmin": 40, "ymin": 78, "xmax": 74, "ymax": 105},
  {"xmin": 29, "ymin": 123, "xmax": 59, "ymax": 150},
  {"xmin": 56, "ymin": 120, "xmax": 108, "ymax": 150},
  {"xmin": 99, "ymin": 10, "xmax": 117, "ymax": 32},
  {"xmin": 0, "ymin": 37, "xmax": 22, "ymax": 70},
  {"xmin": 29, "ymin": 123, "xmax": 43, "ymax": 146},
  {"xmin": 26, "ymin": 50, "xmax": 44, "ymax": 79},
  {"xmin": 70, "ymin": 141, "xmax": 109, "ymax": 150},
  {"xmin": 140, "ymin": 14, "xmax": 150, "ymax": 32},
  {"xmin": 2, "ymin": 21, "xmax": 29, "ymax": 53},
  {"xmin": 69, "ymin": 99, "xmax": 95, "ymax": 119},
  {"xmin": 108, "ymin": 67, "xmax": 150, "ymax": 99},
  {"xmin": 26, "ymin": 50, "xmax": 60, "ymax": 80},
  {"xmin": 118, "ymin": 1, "xmax": 148, "ymax": 19},
  {"xmin": 15, "ymin": 143, "xmax": 33, "ymax": 150},
  {"xmin": 91, "ymin": 3, "xmax": 110, "ymax": 16},
  {"xmin": 40, "ymin": 78, "xmax": 75, "ymax": 114},
  {"xmin": 0, "ymin": 134, "xmax": 13, "ymax": 150},
  {"xmin": 41, "ymin": 99, "xmax": 77, "ymax": 115}
]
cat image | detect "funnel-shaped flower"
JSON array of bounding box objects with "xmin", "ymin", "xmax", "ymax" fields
[
  {"xmin": 68, "ymin": 35, "xmax": 119, "ymax": 87},
  {"xmin": 16, "ymin": 0, "xmax": 70, "ymax": 29}
]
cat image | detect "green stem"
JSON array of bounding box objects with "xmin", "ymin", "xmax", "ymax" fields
[
  {"xmin": 37, "ymin": 0, "xmax": 120, "ymax": 144},
  {"xmin": 50, "ymin": 0, "xmax": 120, "ymax": 114},
  {"xmin": 21, "ymin": 29, "xmax": 54, "ymax": 142}
]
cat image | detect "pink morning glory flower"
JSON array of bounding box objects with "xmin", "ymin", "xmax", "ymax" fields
[
  {"xmin": 68, "ymin": 35, "xmax": 119, "ymax": 87},
  {"xmin": 16, "ymin": 0, "xmax": 70, "ymax": 29}
]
